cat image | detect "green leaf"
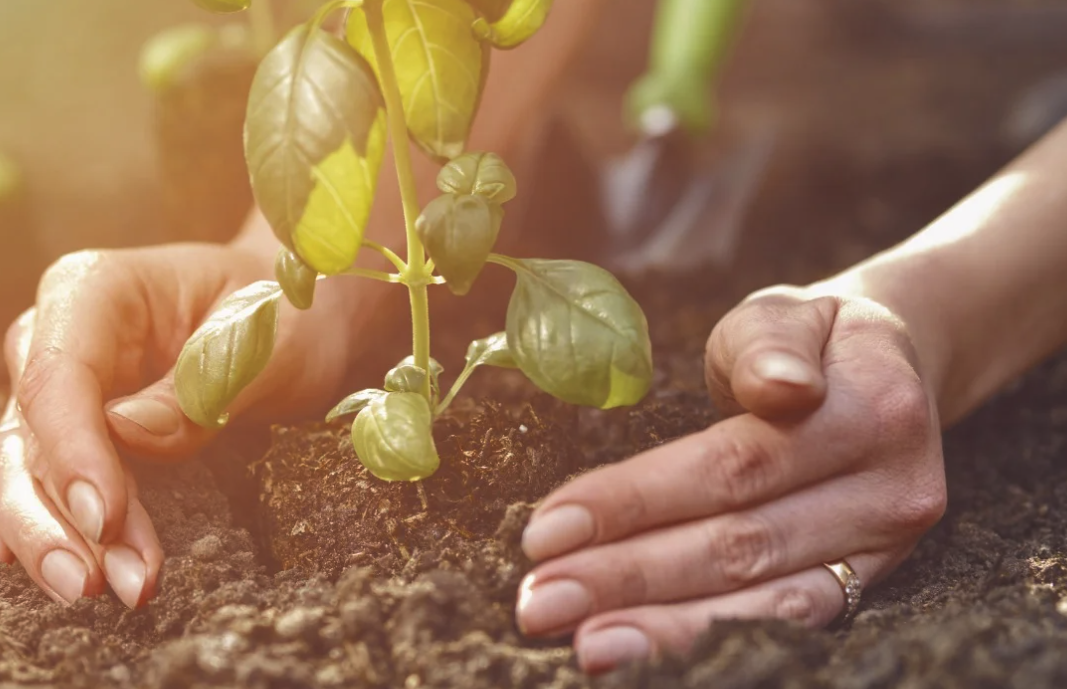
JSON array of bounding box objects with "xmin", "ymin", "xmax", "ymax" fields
[
  {"xmin": 326, "ymin": 388, "xmax": 387, "ymax": 422},
  {"xmin": 138, "ymin": 25, "xmax": 217, "ymax": 93},
  {"xmin": 398, "ymin": 355, "xmax": 444, "ymax": 380},
  {"xmin": 246, "ymin": 24, "xmax": 387, "ymax": 275},
  {"xmin": 347, "ymin": 0, "xmax": 488, "ymax": 161},
  {"xmin": 384, "ymin": 364, "xmax": 428, "ymax": 394},
  {"xmin": 416, "ymin": 194, "xmax": 503, "ymax": 296},
  {"xmin": 472, "ymin": 0, "xmax": 552, "ymax": 49},
  {"xmin": 351, "ymin": 392, "xmax": 441, "ymax": 481},
  {"xmin": 192, "ymin": 0, "xmax": 251, "ymax": 13},
  {"xmin": 437, "ymin": 152, "xmax": 517, "ymax": 204},
  {"xmin": 274, "ymin": 248, "xmax": 317, "ymax": 310},
  {"xmin": 176, "ymin": 281, "xmax": 282, "ymax": 429},
  {"xmin": 465, "ymin": 331, "xmax": 516, "ymax": 370},
  {"xmin": 503, "ymin": 258, "xmax": 652, "ymax": 409}
]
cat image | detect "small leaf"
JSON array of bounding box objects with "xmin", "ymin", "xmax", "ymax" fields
[
  {"xmin": 437, "ymin": 152, "xmax": 517, "ymax": 204},
  {"xmin": 138, "ymin": 25, "xmax": 218, "ymax": 93},
  {"xmin": 351, "ymin": 392, "xmax": 441, "ymax": 481},
  {"xmin": 504, "ymin": 259, "xmax": 652, "ymax": 409},
  {"xmin": 347, "ymin": 0, "xmax": 488, "ymax": 160},
  {"xmin": 326, "ymin": 388, "xmax": 387, "ymax": 422},
  {"xmin": 416, "ymin": 194, "xmax": 503, "ymax": 296},
  {"xmin": 472, "ymin": 0, "xmax": 553, "ymax": 49},
  {"xmin": 192, "ymin": 0, "xmax": 251, "ymax": 13},
  {"xmin": 246, "ymin": 25, "xmax": 386, "ymax": 275},
  {"xmin": 465, "ymin": 331, "xmax": 517, "ymax": 370},
  {"xmin": 384, "ymin": 364, "xmax": 428, "ymax": 394},
  {"xmin": 176, "ymin": 281, "xmax": 282, "ymax": 428},
  {"xmin": 274, "ymin": 248, "xmax": 317, "ymax": 310},
  {"xmin": 398, "ymin": 355, "xmax": 445, "ymax": 380}
]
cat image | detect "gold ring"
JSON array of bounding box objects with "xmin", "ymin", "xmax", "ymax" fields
[{"xmin": 822, "ymin": 559, "xmax": 862, "ymax": 625}]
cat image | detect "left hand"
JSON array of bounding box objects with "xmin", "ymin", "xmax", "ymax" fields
[{"xmin": 515, "ymin": 286, "xmax": 948, "ymax": 673}]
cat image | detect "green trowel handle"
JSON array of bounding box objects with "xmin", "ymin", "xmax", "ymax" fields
[{"xmin": 626, "ymin": 0, "xmax": 749, "ymax": 135}]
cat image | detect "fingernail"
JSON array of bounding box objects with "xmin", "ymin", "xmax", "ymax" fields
[
  {"xmin": 753, "ymin": 353, "xmax": 817, "ymax": 386},
  {"xmin": 578, "ymin": 626, "xmax": 652, "ymax": 673},
  {"xmin": 516, "ymin": 575, "xmax": 591, "ymax": 635},
  {"xmin": 522, "ymin": 505, "xmax": 595, "ymax": 561},
  {"xmin": 40, "ymin": 549, "xmax": 88, "ymax": 605},
  {"xmin": 108, "ymin": 398, "xmax": 181, "ymax": 437},
  {"xmin": 104, "ymin": 546, "xmax": 146, "ymax": 609},
  {"xmin": 67, "ymin": 480, "xmax": 104, "ymax": 543}
]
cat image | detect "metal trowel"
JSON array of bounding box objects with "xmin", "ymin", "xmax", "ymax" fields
[{"xmin": 601, "ymin": 0, "xmax": 776, "ymax": 274}]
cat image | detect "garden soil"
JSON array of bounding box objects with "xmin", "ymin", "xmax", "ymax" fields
[{"xmin": 5, "ymin": 1, "xmax": 1067, "ymax": 687}]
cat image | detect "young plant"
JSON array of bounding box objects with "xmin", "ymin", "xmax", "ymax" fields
[{"xmin": 174, "ymin": 0, "xmax": 653, "ymax": 482}]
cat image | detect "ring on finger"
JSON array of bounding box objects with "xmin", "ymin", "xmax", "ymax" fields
[{"xmin": 822, "ymin": 559, "xmax": 862, "ymax": 626}]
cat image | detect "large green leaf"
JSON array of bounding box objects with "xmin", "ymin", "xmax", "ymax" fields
[
  {"xmin": 176, "ymin": 281, "xmax": 281, "ymax": 428},
  {"xmin": 416, "ymin": 194, "xmax": 502, "ymax": 296},
  {"xmin": 274, "ymin": 248, "xmax": 317, "ymax": 310},
  {"xmin": 246, "ymin": 25, "xmax": 386, "ymax": 275},
  {"xmin": 347, "ymin": 0, "xmax": 488, "ymax": 161},
  {"xmin": 351, "ymin": 392, "xmax": 441, "ymax": 481},
  {"xmin": 504, "ymin": 259, "xmax": 652, "ymax": 409}
]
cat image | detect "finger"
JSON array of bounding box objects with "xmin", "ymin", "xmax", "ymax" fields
[
  {"xmin": 522, "ymin": 411, "xmax": 873, "ymax": 562},
  {"xmin": 105, "ymin": 373, "xmax": 214, "ymax": 460},
  {"xmin": 0, "ymin": 429, "xmax": 106, "ymax": 605},
  {"xmin": 705, "ymin": 290, "xmax": 837, "ymax": 419},
  {"xmin": 13, "ymin": 253, "xmax": 141, "ymax": 546},
  {"xmin": 572, "ymin": 551, "xmax": 891, "ymax": 674},
  {"xmin": 101, "ymin": 485, "xmax": 162, "ymax": 609},
  {"xmin": 517, "ymin": 475, "xmax": 901, "ymax": 637}
]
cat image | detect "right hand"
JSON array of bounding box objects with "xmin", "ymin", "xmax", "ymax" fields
[{"xmin": 0, "ymin": 241, "xmax": 360, "ymax": 608}]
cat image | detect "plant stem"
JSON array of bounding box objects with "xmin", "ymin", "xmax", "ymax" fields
[
  {"xmin": 339, "ymin": 267, "xmax": 404, "ymax": 283},
  {"xmin": 364, "ymin": 0, "xmax": 433, "ymax": 401},
  {"xmin": 361, "ymin": 239, "xmax": 406, "ymax": 271},
  {"xmin": 249, "ymin": 0, "xmax": 276, "ymax": 57}
]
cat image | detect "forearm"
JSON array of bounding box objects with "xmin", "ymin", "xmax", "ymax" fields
[{"xmin": 821, "ymin": 119, "xmax": 1067, "ymax": 426}]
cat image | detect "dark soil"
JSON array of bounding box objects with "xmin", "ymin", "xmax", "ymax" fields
[{"xmin": 4, "ymin": 1, "xmax": 1067, "ymax": 687}]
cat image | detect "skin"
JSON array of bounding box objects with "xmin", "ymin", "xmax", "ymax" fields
[
  {"xmin": 0, "ymin": 0, "xmax": 605, "ymax": 610},
  {"xmin": 4, "ymin": 1, "xmax": 1067, "ymax": 676},
  {"xmin": 519, "ymin": 118, "xmax": 1067, "ymax": 672}
]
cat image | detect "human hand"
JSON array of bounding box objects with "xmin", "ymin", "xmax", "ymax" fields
[
  {"xmin": 0, "ymin": 241, "xmax": 362, "ymax": 608},
  {"xmin": 515, "ymin": 285, "xmax": 948, "ymax": 673}
]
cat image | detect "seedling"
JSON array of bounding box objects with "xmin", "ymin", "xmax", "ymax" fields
[{"xmin": 174, "ymin": 0, "xmax": 653, "ymax": 481}]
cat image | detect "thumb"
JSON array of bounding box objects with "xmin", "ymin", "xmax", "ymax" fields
[
  {"xmin": 705, "ymin": 289, "xmax": 837, "ymax": 419},
  {"xmin": 105, "ymin": 375, "xmax": 214, "ymax": 460}
]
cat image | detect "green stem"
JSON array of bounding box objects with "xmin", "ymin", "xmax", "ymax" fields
[
  {"xmin": 339, "ymin": 267, "xmax": 404, "ymax": 283},
  {"xmin": 365, "ymin": 0, "xmax": 432, "ymax": 401},
  {"xmin": 249, "ymin": 0, "xmax": 276, "ymax": 57},
  {"xmin": 361, "ymin": 239, "xmax": 406, "ymax": 271},
  {"xmin": 436, "ymin": 363, "xmax": 476, "ymax": 416}
]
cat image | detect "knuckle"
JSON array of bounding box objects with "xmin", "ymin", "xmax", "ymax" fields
[
  {"xmin": 41, "ymin": 249, "xmax": 110, "ymax": 285},
  {"xmin": 606, "ymin": 479, "xmax": 651, "ymax": 539},
  {"xmin": 871, "ymin": 376, "xmax": 932, "ymax": 448},
  {"xmin": 771, "ymin": 587, "xmax": 819, "ymax": 625},
  {"xmin": 15, "ymin": 347, "xmax": 65, "ymax": 418},
  {"xmin": 704, "ymin": 432, "xmax": 774, "ymax": 507},
  {"xmin": 888, "ymin": 473, "xmax": 948, "ymax": 533},
  {"xmin": 708, "ymin": 515, "xmax": 778, "ymax": 588}
]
